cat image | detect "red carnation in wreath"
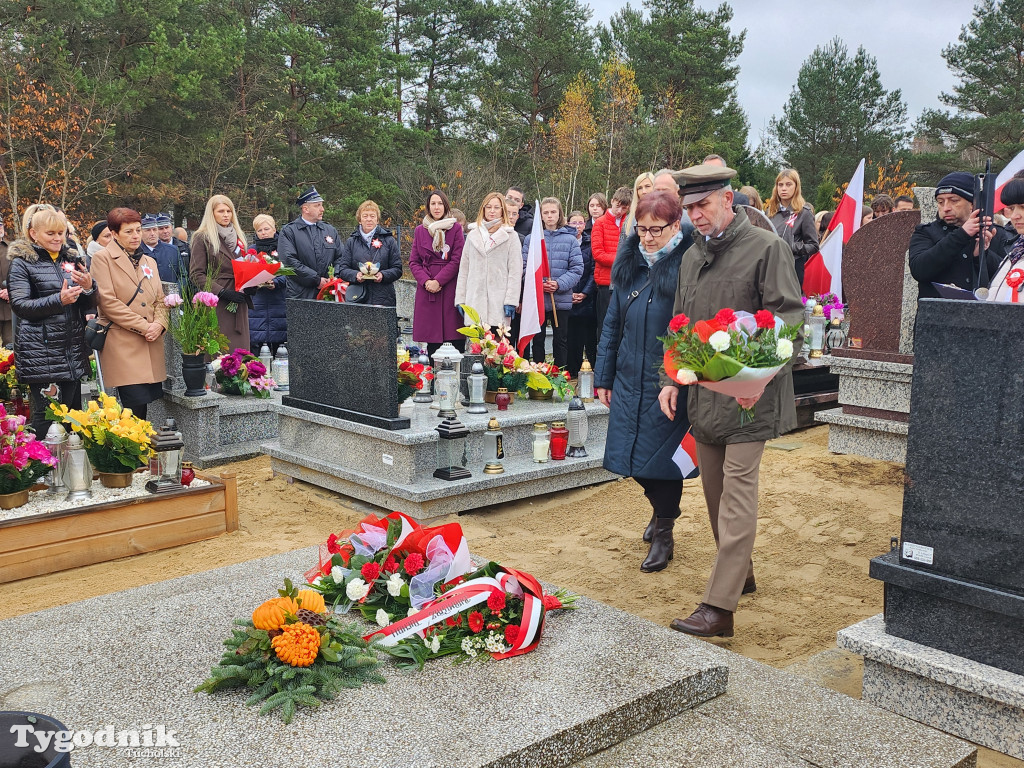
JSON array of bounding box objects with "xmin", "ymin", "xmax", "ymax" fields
[
  {"xmin": 403, "ymin": 553, "xmax": 425, "ymax": 575},
  {"xmin": 487, "ymin": 591, "xmax": 506, "ymax": 612},
  {"xmin": 504, "ymin": 624, "xmax": 519, "ymax": 645},
  {"xmin": 326, "ymin": 533, "xmax": 342, "ymax": 555},
  {"xmin": 714, "ymin": 308, "xmax": 737, "ymax": 326},
  {"xmin": 668, "ymin": 313, "xmax": 689, "ymax": 333},
  {"xmin": 754, "ymin": 309, "xmax": 776, "ymax": 329},
  {"xmin": 382, "ymin": 555, "xmax": 398, "ymax": 573},
  {"xmin": 361, "ymin": 562, "xmax": 381, "ymax": 582}
]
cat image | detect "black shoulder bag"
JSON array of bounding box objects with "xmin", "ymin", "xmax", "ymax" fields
[{"xmin": 84, "ymin": 278, "xmax": 144, "ymax": 351}]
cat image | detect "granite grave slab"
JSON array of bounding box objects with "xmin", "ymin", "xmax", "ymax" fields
[
  {"xmin": 0, "ymin": 547, "xmax": 728, "ymax": 768},
  {"xmin": 282, "ymin": 299, "xmax": 409, "ymax": 430},
  {"xmin": 840, "ymin": 614, "xmax": 1023, "ymax": 759},
  {"xmin": 867, "ymin": 299, "xmax": 1024, "ymax": 674}
]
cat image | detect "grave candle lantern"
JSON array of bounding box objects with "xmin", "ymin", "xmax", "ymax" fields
[
  {"xmin": 145, "ymin": 418, "xmax": 185, "ymax": 493},
  {"xmin": 566, "ymin": 396, "xmax": 589, "ymax": 458},
  {"xmin": 272, "ymin": 345, "xmax": 290, "ymax": 391},
  {"xmin": 809, "ymin": 304, "xmax": 826, "ymax": 358},
  {"xmin": 64, "ymin": 432, "xmax": 93, "ymax": 502},
  {"xmin": 532, "ymin": 423, "xmax": 550, "ymax": 463},
  {"xmin": 42, "ymin": 422, "xmax": 68, "ymax": 495},
  {"xmin": 549, "ymin": 421, "xmax": 568, "ymax": 460},
  {"xmin": 435, "ymin": 359, "xmax": 460, "ymax": 418},
  {"xmin": 413, "ymin": 353, "xmax": 434, "ymax": 403},
  {"xmin": 466, "ymin": 362, "xmax": 488, "ymax": 414},
  {"xmin": 433, "ymin": 416, "xmax": 471, "ymax": 481},
  {"xmin": 483, "ymin": 417, "xmax": 504, "ymax": 475},
  {"xmin": 577, "ymin": 360, "xmax": 595, "ymax": 402}
]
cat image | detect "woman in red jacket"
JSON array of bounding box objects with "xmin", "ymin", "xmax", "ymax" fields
[{"xmin": 590, "ymin": 186, "xmax": 632, "ymax": 336}]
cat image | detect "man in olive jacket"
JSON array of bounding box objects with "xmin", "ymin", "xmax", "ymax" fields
[{"xmin": 658, "ymin": 164, "xmax": 804, "ymax": 639}]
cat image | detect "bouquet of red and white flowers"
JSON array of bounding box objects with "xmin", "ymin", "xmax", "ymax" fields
[
  {"xmin": 305, "ymin": 512, "xmax": 473, "ymax": 626},
  {"xmin": 367, "ymin": 561, "xmax": 577, "ymax": 668},
  {"xmin": 662, "ymin": 307, "xmax": 800, "ymax": 423},
  {"xmin": 231, "ymin": 248, "xmax": 296, "ymax": 292}
]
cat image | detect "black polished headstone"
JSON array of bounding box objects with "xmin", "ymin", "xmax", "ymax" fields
[
  {"xmin": 282, "ymin": 299, "xmax": 410, "ymax": 430},
  {"xmin": 871, "ymin": 298, "xmax": 1024, "ymax": 673}
]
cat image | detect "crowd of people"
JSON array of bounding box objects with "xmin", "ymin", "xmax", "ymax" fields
[{"xmin": 2, "ymin": 155, "xmax": 1022, "ymax": 640}]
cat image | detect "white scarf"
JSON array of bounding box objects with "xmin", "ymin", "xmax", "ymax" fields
[{"xmin": 424, "ymin": 215, "xmax": 456, "ymax": 252}]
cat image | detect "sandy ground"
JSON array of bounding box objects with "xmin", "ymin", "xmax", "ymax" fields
[{"xmin": 2, "ymin": 424, "xmax": 1018, "ymax": 766}]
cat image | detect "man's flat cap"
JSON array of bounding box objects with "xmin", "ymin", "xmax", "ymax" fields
[{"xmin": 672, "ymin": 165, "xmax": 737, "ymax": 205}]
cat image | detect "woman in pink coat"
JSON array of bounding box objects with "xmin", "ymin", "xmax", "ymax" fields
[{"xmin": 410, "ymin": 190, "xmax": 466, "ymax": 355}]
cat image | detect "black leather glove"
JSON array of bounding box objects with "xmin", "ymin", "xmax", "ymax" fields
[{"xmin": 219, "ymin": 289, "xmax": 248, "ymax": 303}]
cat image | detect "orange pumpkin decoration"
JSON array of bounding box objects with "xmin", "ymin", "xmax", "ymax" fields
[
  {"xmin": 271, "ymin": 622, "xmax": 321, "ymax": 667},
  {"xmin": 295, "ymin": 589, "xmax": 326, "ymax": 614},
  {"xmin": 252, "ymin": 596, "xmax": 299, "ymax": 631}
]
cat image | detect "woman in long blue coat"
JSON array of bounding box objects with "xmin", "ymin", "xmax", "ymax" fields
[
  {"xmin": 248, "ymin": 214, "xmax": 287, "ymax": 354},
  {"xmin": 595, "ymin": 191, "xmax": 694, "ymax": 573}
]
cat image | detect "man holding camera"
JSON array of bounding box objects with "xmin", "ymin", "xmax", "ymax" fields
[{"xmin": 909, "ymin": 171, "xmax": 1009, "ymax": 299}]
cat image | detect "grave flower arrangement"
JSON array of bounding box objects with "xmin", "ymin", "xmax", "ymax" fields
[
  {"xmin": 397, "ymin": 360, "xmax": 431, "ymax": 404},
  {"xmin": 213, "ymin": 348, "xmax": 276, "ymax": 397},
  {"xmin": 803, "ymin": 293, "xmax": 845, "ymax": 321},
  {"xmin": 305, "ymin": 512, "xmax": 473, "ymax": 625},
  {"xmin": 195, "ymin": 579, "xmax": 384, "ymax": 724},
  {"xmin": 0, "ymin": 404, "xmax": 55, "ymax": 494},
  {"xmin": 457, "ymin": 305, "xmax": 550, "ymax": 393},
  {"xmin": 317, "ymin": 265, "xmax": 349, "ymax": 302},
  {"xmin": 48, "ymin": 393, "xmax": 154, "ymax": 473},
  {"xmin": 164, "ymin": 290, "xmax": 227, "ymax": 357},
  {"xmin": 0, "ymin": 349, "xmax": 16, "ymax": 400},
  {"xmin": 368, "ymin": 561, "xmax": 578, "ymax": 668},
  {"xmin": 662, "ymin": 308, "xmax": 801, "ymax": 424}
]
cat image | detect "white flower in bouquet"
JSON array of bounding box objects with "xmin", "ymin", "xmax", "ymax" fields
[
  {"xmin": 311, "ymin": 576, "xmax": 323, "ymax": 587},
  {"xmin": 424, "ymin": 634, "xmax": 441, "ymax": 653},
  {"xmin": 330, "ymin": 565, "xmax": 346, "ymax": 583},
  {"xmin": 709, "ymin": 330, "xmax": 731, "ymax": 352},
  {"xmin": 460, "ymin": 637, "xmax": 478, "ymax": 657},
  {"xmin": 776, "ymin": 338, "xmax": 794, "ymax": 359},
  {"xmin": 484, "ymin": 632, "xmax": 508, "ymax": 653},
  {"xmin": 375, "ymin": 608, "xmax": 391, "ymax": 627},
  {"xmin": 345, "ymin": 577, "xmax": 370, "ymax": 601},
  {"xmin": 676, "ymin": 368, "xmax": 698, "ymax": 385},
  {"xmin": 386, "ymin": 572, "xmax": 405, "ymax": 596},
  {"xmin": 211, "ymin": 357, "xmax": 222, "ymax": 371},
  {"xmin": 408, "ymin": 606, "xmax": 418, "ymax": 617}
]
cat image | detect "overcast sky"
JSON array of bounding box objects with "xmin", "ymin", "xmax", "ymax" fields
[{"xmin": 588, "ymin": 0, "xmax": 975, "ymax": 147}]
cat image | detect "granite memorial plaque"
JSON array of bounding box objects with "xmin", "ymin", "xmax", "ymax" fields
[
  {"xmin": 870, "ymin": 299, "xmax": 1024, "ymax": 674},
  {"xmin": 831, "ymin": 210, "xmax": 919, "ymax": 363},
  {"xmin": 282, "ymin": 299, "xmax": 410, "ymax": 430}
]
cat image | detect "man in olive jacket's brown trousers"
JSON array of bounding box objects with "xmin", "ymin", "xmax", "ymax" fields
[{"xmin": 659, "ymin": 164, "xmax": 804, "ymax": 639}]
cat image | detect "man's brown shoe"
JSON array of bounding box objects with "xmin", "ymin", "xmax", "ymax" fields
[
  {"xmin": 669, "ymin": 603, "xmax": 734, "ymax": 638},
  {"xmin": 742, "ymin": 575, "xmax": 756, "ymax": 594}
]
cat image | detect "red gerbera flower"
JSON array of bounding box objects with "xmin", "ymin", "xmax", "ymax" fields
[
  {"xmin": 361, "ymin": 562, "xmax": 381, "ymax": 582},
  {"xmin": 504, "ymin": 624, "xmax": 519, "ymax": 645},
  {"xmin": 487, "ymin": 591, "xmax": 506, "ymax": 612},
  {"xmin": 668, "ymin": 313, "xmax": 689, "ymax": 333},
  {"xmin": 468, "ymin": 611, "xmax": 484, "ymax": 633},
  {"xmin": 754, "ymin": 309, "xmax": 776, "ymax": 329},
  {"xmin": 326, "ymin": 533, "xmax": 342, "ymax": 555},
  {"xmin": 445, "ymin": 614, "xmax": 463, "ymax": 627},
  {"xmin": 403, "ymin": 553, "xmax": 425, "ymax": 575},
  {"xmin": 714, "ymin": 308, "xmax": 737, "ymax": 326}
]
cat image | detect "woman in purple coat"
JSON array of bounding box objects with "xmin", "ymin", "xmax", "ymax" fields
[{"xmin": 410, "ymin": 190, "xmax": 466, "ymax": 355}]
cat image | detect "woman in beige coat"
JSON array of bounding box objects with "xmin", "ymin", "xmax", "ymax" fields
[
  {"xmin": 91, "ymin": 207, "xmax": 168, "ymax": 419},
  {"xmin": 455, "ymin": 192, "xmax": 523, "ymax": 330},
  {"xmin": 189, "ymin": 194, "xmax": 250, "ymax": 351}
]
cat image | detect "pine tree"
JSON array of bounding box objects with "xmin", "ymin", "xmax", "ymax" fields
[
  {"xmin": 918, "ymin": 0, "xmax": 1024, "ymax": 165},
  {"xmin": 767, "ymin": 37, "xmax": 909, "ymax": 192}
]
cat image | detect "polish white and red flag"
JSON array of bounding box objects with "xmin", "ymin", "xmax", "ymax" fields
[
  {"xmin": 672, "ymin": 429, "xmax": 700, "ymax": 480},
  {"xmin": 994, "ymin": 148, "xmax": 1024, "ymax": 211},
  {"xmin": 802, "ymin": 159, "xmax": 864, "ymax": 297},
  {"xmin": 517, "ymin": 202, "xmax": 547, "ymax": 356}
]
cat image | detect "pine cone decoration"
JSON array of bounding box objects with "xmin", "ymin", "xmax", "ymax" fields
[{"xmin": 296, "ymin": 608, "xmax": 326, "ymax": 626}]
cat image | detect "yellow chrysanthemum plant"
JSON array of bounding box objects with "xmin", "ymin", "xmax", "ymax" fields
[{"xmin": 48, "ymin": 393, "xmax": 156, "ymax": 474}]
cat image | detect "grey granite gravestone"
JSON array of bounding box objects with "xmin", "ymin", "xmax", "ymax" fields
[
  {"xmin": 282, "ymin": 299, "xmax": 409, "ymax": 430},
  {"xmin": 870, "ymin": 299, "xmax": 1024, "ymax": 675}
]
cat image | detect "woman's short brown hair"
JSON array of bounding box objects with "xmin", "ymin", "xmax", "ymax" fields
[
  {"xmin": 107, "ymin": 207, "xmax": 142, "ymax": 233},
  {"xmin": 635, "ymin": 191, "xmax": 682, "ymax": 226},
  {"xmin": 356, "ymin": 200, "xmax": 381, "ymax": 220}
]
